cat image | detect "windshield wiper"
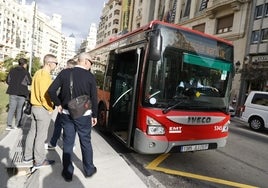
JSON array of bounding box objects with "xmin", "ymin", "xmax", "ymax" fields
[{"xmin": 162, "ymin": 100, "xmax": 186, "ymax": 114}]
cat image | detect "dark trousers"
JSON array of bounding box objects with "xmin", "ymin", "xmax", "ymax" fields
[
  {"xmin": 50, "ymin": 113, "xmax": 62, "ymax": 146},
  {"xmin": 61, "ymin": 114, "xmax": 95, "ymax": 178}
]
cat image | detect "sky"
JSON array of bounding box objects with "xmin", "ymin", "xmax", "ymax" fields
[{"xmin": 27, "ymin": 0, "xmax": 105, "ymax": 43}]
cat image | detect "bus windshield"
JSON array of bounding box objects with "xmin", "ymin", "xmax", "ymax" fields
[{"xmin": 143, "ymin": 26, "xmax": 233, "ymax": 110}]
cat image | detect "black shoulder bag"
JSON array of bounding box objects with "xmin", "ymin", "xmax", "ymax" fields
[{"xmin": 67, "ymin": 70, "xmax": 91, "ymax": 119}]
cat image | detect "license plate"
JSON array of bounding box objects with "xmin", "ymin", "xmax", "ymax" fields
[{"xmin": 181, "ymin": 144, "xmax": 209, "ymax": 152}]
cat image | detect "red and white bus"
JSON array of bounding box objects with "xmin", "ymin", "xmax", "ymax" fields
[{"xmin": 90, "ymin": 20, "xmax": 234, "ymax": 154}]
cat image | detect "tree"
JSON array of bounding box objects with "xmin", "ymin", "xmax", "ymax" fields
[
  {"xmin": 3, "ymin": 53, "xmax": 42, "ymax": 76},
  {"xmin": 31, "ymin": 57, "xmax": 42, "ymax": 76},
  {"xmin": 3, "ymin": 58, "xmax": 14, "ymax": 72},
  {"xmin": 0, "ymin": 71, "xmax": 7, "ymax": 82}
]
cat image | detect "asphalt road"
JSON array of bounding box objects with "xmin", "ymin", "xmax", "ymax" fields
[{"xmin": 99, "ymin": 118, "xmax": 268, "ymax": 188}]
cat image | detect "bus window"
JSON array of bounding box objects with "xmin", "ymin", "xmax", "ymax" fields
[{"xmin": 143, "ymin": 47, "xmax": 231, "ymax": 109}]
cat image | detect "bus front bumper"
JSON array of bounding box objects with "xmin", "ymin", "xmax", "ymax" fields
[{"xmin": 133, "ymin": 128, "xmax": 227, "ymax": 154}]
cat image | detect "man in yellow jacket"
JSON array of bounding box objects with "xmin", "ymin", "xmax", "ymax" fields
[{"xmin": 24, "ymin": 54, "xmax": 58, "ymax": 169}]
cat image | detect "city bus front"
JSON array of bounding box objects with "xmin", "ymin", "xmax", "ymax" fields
[{"xmin": 134, "ymin": 24, "xmax": 234, "ymax": 154}]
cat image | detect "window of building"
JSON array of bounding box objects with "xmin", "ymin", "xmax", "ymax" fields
[
  {"xmin": 183, "ymin": 0, "xmax": 191, "ymax": 17},
  {"xmin": 112, "ymin": 28, "xmax": 118, "ymax": 34},
  {"xmin": 255, "ymin": 5, "xmax": 263, "ymax": 19},
  {"xmin": 261, "ymin": 28, "xmax": 268, "ymax": 42},
  {"xmin": 216, "ymin": 14, "xmax": 233, "ymax": 34},
  {"xmin": 114, "ymin": 9, "xmax": 120, "ymax": 15},
  {"xmin": 265, "ymin": 3, "xmax": 268, "ymax": 17},
  {"xmin": 199, "ymin": 0, "xmax": 209, "ymax": 11},
  {"xmin": 192, "ymin": 23, "xmax": 205, "ymax": 33},
  {"xmin": 113, "ymin": 19, "xmax": 119, "ymax": 25},
  {"xmin": 251, "ymin": 30, "xmax": 260, "ymax": 43}
]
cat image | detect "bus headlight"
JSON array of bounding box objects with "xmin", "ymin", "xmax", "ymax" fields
[{"xmin": 147, "ymin": 116, "xmax": 165, "ymax": 135}]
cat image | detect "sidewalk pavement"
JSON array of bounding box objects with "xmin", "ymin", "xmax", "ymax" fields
[{"xmin": 0, "ymin": 112, "xmax": 148, "ymax": 188}]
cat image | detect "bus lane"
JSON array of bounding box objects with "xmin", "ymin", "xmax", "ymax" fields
[
  {"xmin": 140, "ymin": 120, "xmax": 268, "ymax": 188},
  {"xmin": 145, "ymin": 153, "xmax": 258, "ymax": 188}
]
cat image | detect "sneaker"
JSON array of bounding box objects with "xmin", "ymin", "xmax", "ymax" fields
[
  {"xmin": 33, "ymin": 159, "xmax": 55, "ymax": 169},
  {"xmin": 23, "ymin": 158, "xmax": 33, "ymax": 163},
  {"xmin": 47, "ymin": 144, "xmax": 56, "ymax": 150},
  {"xmin": 5, "ymin": 125, "xmax": 14, "ymax": 131}
]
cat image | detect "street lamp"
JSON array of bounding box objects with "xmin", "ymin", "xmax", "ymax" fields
[{"xmin": 29, "ymin": 1, "xmax": 36, "ymax": 75}]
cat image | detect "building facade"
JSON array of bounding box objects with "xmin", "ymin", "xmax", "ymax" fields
[
  {"xmin": 0, "ymin": 0, "xmax": 32, "ymax": 61},
  {"xmin": 79, "ymin": 23, "xmax": 97, "ymax": 53},
  {"xmin": 0, "ymin": 0, "xmax": 76, "ymax": 74},
  {"xmin": 96, "ymin": 0, "xmax": 122, "ymax": 45}
]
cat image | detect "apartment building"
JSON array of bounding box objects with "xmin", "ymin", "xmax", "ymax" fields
[
  {"xmin": 0, "ymin": 0, "xmax": 32, "ymax": 61},
  {"xmin": 97, "ymin": 0, "xmax": 122, "ymax": 45},
  {"xmin": 0, "ymin": 0, "xmax": 75, "ymax": 73},
  {"xmin": 237, "ymin": 0, "xmax": 268, "ymax": 108},
  {"xmin": 61, "ymin": 34, "xmax": 76, "ymax": 68},
  {"xmin": 79, "ymin": 23, "xmax": 97, "ymax": 53}
]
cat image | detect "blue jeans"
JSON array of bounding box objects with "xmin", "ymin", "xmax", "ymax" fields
[
  {"xmin": 7, "ymin": 95, "xmax": 26, "ymax": 127},
  {"xmin": 50, "ymin": 113, "xmax": 63, "ymax": 147},
  {"xmin": 61, "ymin": 114, "xmax": 95, "ymax": 178}
]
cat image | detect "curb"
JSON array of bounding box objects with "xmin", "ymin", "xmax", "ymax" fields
[{"xmin": 230, "ymin": 117, "xmax": 248, "ymax": 125}]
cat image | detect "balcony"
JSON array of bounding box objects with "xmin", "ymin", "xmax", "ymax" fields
[{"xmin": 206, "ymin": 0, "xmax": 249, "ymax": 19}]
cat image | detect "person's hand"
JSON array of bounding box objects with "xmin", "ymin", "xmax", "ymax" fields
[
  {"xmin": 91, "ymin": 118, "xmax": 97, "ymax": 127},
  {"xmin": 57, "ymin": 105, "xmax": 63, "ymax": 113}
]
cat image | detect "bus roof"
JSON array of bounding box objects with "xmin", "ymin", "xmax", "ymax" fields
[
  {"xmin": 91, "ymin": 20, "xmax": 233, "ymax": 52},
  {"xmin": 150, "ymin": 20, "xmax": 233, "ymax": 46}
]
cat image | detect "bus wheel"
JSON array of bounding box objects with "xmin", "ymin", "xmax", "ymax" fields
[
  {"xmin": 97, "ymin": 103, "xmax": 107, "ymax": 131},
  {"xmin": 249, "ymin": 117, "xmax": 264, "ymax": 131}
]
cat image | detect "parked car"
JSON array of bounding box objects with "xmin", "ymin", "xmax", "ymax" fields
[
  {"xmin": 241, "ymin": 91, "xmax": 268, "ymax": 131},
  {"xmin": 229, "ymin": 105, "xmax": 235, "ymax": 117}
]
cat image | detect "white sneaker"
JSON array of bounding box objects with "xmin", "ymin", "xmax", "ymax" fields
[{"xmin": 6, "ymin": 126, "xmax": 14, "ymax": 131}]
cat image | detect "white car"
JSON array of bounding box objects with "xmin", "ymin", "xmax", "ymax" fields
[{"xmin": 241, "ymin": 91, "xmax": 268, "ymax": 131}]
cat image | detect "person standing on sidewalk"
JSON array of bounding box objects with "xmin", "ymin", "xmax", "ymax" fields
[
  {"xmin": 23, "ymin": 54, "xmax": 58, "ymax": 168},
  {"xmin": 48, "ymin": 52, "xmax": 98, "ymax": 182},
  {"xmin": 6, "ymin": 58, "xmax": 32, "ymax": 130},
  {"xmin": 47, "ymin": 59, "xmax": 77, "ymax": 150}
]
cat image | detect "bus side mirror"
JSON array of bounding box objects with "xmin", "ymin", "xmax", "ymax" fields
[{"xmin": 148, "ymin": 29, "xmax": 162, "ymax": 61}]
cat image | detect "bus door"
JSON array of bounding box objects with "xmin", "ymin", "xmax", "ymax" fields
[{"xmin": 109, "ymin": 48, "xmax": 140, "ymax": 146}]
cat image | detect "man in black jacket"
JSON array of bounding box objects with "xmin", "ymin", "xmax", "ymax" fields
[
  {"xmin": 6, "ymin": 58, "xmax": 32, "ymax": 130},
  {"xmin": 48, "ymin": 52, "xmax": 97, "ymax": 182}
]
